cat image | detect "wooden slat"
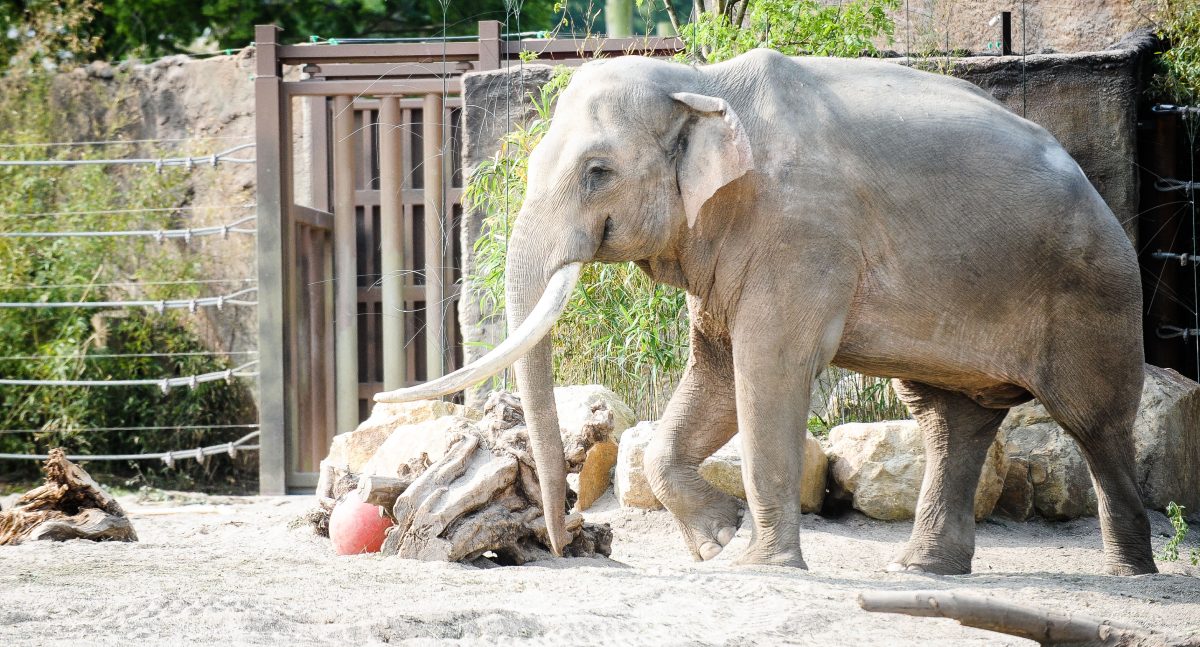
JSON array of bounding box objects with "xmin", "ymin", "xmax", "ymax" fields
[
  {"xmin": 279, "ymin": 42, "xmax": 480, "ymax": 65},
  {"xmin": 294, "ymin": 205, "xmax": 334, "ymax": 231},
  {"xmin": 333, "ymin": 95, "xmax": 360, "ymax": 437},
  {"xmin": 313, "ymin": 61, "xmax": 476, "ymax": 79},
  {"xmin": 285, "ymin": 78, "xmax": 462, "ymax": 98}
]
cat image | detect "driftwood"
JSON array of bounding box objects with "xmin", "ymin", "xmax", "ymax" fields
[
  {"xmin": 378, "ymin": 392, "xmax": 612, "ymax": 564},
  {"xmin": 858, "ymin": 590, "xmax": 1198, "ymax": 647},
  {"xmin": 0, "ymin": 449, "xmax": 137, "ymax": 545},
  {"xmin": 356, "ymin": 475, "xmax": 413, "ymax": 508}
]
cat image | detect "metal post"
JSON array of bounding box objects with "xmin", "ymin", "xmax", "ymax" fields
[
  {"xmin": 379, "ymin": 96, "xmax": 407, "ymax": 391},
  {"xmin": 1001, "ymin": 11, "xmax": 1013, "ymax": 55},
  {"xmin": 333, "ymin": 95, "xmax": 360, "ymax": 433},
  {"xmin": 254, "ymin": 24, "xmax": 289, "ymax": 495},
  {"xmin": 422, "ymin": 92, "xmax": 446, "ymax": 380}
]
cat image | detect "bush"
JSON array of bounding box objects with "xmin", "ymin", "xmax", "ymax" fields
[{"xmin": 0, "ymin": 71, "xmax": 256, "ymax": 491}]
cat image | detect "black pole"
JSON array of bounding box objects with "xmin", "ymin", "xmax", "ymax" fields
[{"xmin": 1001, "ymin": 11, "xmax": 1012, "ymax": 55}]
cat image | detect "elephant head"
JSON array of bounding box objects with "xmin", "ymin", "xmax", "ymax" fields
[{"xmin": 375, "ymin": 58, "xmax": 754, "ymax": 555}]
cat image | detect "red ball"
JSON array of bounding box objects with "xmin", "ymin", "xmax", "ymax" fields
[{"xmin": 329, "ymin": 496, "xmax": 393, "ymax": 555}]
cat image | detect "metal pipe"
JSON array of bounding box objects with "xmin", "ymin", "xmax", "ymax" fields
[
  {"xmin": 422, "ymin": 93, "xmax": 446, "ymax": 381},
  {"xmin": 379, "ymin": 96, "xmax": 407, "ymax": 391},
  {"xmin": 333, "ymin": 95, "xmax": 360, "ymax": 434}
]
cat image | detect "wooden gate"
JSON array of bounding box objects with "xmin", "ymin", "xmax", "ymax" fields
[{"xmin": 254, "ymin": 21, "xmax": 682, "ymax": 493}]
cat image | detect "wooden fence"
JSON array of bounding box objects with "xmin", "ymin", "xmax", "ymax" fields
[{"xmin": 253, "ymin": 21, "xmax": 682, "ymax": 493}]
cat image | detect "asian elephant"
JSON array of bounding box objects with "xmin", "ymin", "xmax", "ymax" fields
[{"xmin": 376, "ymin": 49, "xmax": 1156, "ymax": 576}]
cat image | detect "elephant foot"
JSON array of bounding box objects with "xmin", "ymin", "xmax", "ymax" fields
[
  {"xmin": 1103, "ymin": 556, "xmax": 1158, "ymax": 576},
  {"xmin": 671, "ymin": 492, "xmax": 743, "ymax": 562},
  {"xmin": 733, "ymin": 543, "xmax": 808, "ymax": 569},
  {"xmin": 887, "ymin": 541, "xmax": 972, "ymax": 576}
]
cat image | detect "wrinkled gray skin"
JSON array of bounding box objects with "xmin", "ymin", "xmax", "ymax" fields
[{"xmin": 507, "ymin": 50, "xmax": 1155, "ymax": 575}]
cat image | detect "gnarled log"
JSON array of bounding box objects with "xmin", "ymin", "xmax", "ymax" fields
[
  {"xmin": 858, "ymin": 590, "xmax": 1196, "ymax": 647},
  {"xmin": 0, "ymin": 449, "xmax": 137, "ymax": 545}
]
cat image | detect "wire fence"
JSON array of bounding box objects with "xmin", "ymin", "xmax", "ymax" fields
[{"xmin": 0, "ymin": 133, "xmax": 261, "ymax": 470}]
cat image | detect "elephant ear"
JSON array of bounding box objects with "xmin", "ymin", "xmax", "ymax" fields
[{"xmin": 670, "ymin": 92, "xmax": 755, "ymax": 228}]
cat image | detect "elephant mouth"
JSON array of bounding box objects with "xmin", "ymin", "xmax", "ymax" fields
[{"xmin": 373, "ymin": 263, "xmax": 583, "ymax": 403}]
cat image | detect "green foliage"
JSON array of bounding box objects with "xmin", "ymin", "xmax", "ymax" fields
[
  {"xmin": 0, "ymin": 0, "xmax": 560, "ymax": 68},
  {"xmin": 1159, "ymin": 502, "xmax": 1198, "ymax": 565},
  {"xmin": 807, "ymin": 369, "xmax": 910, "ymax": 437},
  {"xmin": 465, "ymin": 68, "xmax": 687, "ymax": 418},
  {"xmin": 1149, "ymin": 0, "xmax": 1200, "ymax": 105},
  {"xmin": 676, "ymin": 0, "xmax": 900, "ymax": 63},
  {"xmin": 0, "ymin": 72, "xmax": 255, "ymax": 490}
]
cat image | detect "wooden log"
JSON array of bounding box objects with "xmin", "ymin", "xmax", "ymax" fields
[
  {"xmin": 858, "ymin": 590, "xmax": 1196, "ymax": 647},
  {"xmin": 356, "ymin": 475, "xmax": 413, "ymax": 508},
  {"xmin": 0, "ymin": 449, "xmax": 136, "ymax": 545}
]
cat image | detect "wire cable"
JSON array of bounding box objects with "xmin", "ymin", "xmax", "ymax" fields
[
  {"xmin": 0, "ymin": 134, "xmax": 254, "ymax": 149},
  {"xmin": 0, "ymin": 423, "xmax": 259, "ymax": 435},
  {"xmin": 0, "ymin": 350, "xmax": 258, "ymax": 362},
  {"xmin": 0, "ymin": 278, "xmax": 256, "ymax": 291},
  {"xmin": 0, "ymin": 360, "xmax": 258, "ymax": 391},
  {"xmin": 0, "ymin": 215, "xmax": 255, "ymax": 240},
  {"xmin": 0, "ymin": 143, "xmax": 256, "ymax": 168},
  {"xmin": 0, "ymin": 204, "xmax": 255, "ymax": 220},
  {"xmin": 0, "ymin": 431, "xmax": 260, "ymax": 465},
  {"xmin": 0, "ymin": 286, "xmax": 257, "ymax": 310}
]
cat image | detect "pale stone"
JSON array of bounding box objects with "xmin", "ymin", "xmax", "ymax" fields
[
  {"xmin": 575, "ymin": 441, "xmax": 618, "ymax": 511},
  {"xmin": 315, "ymin": 399, "xmax": 478, "ymax": 498},
  {"xmin": 826, "ymin": 420, "xmax": 1008, "ymax": 521},
  {"xmin": 998, "ymin": 363, "xmax": 1200, "ymax": 519},
  {"xmin": 998, "ymin": 409, "xmax": 1097, "ymax": 520},
  {"xmin": 359, "ymin": 415, "xmax": 481, "ymax": 482},
  {"xmin": 554, "ymin": 385, "xmax": 637, "ymax": 443},
  {"xmin": 695, "ymin": 433, "xmax": 828, "ymax": 513},
  {"xmin": 615, "ymin": 421, "xmax": 663, "ymax": 510}
]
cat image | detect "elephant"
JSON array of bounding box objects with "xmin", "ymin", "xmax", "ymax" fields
[{"xmin": 376, "ymin": 49, "xmax": 1157, "ymax": 576}]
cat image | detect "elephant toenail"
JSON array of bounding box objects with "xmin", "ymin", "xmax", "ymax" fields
[
  {"xmin": 699, "ymin": 542, "xmax": 723, "ymax": 560},
  {"xmin": 717, "ymin": 527, "xmax": 736, "ymax": 546}
]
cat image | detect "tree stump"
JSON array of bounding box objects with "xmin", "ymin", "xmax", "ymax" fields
[{"xmin": 0, "ymin": 449, "xmax": 137, "ymax": 545}]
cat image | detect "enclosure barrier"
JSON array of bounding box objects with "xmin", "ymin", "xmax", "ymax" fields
[{"xmin": 0, "ymin": 136, "xmax": 261, "ymax": 469}]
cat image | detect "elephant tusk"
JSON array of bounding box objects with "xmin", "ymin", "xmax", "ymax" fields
[{"xmin": 373, "ymin": 263, "xmax": 583, "ymax": 403}]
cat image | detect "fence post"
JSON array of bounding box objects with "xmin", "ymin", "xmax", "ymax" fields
[
  {"xmin": 332, "ymin": 96, "xmax": 360, "ymax": 436},
  {"xmin": 478, "ymin": 21, "xmax": 502, "ymax": 71},
  {"xmin": 379, "ymin": 96, "xmax": 407, "ymax": 391},
  {"xmin": 254, "ymin": 24, "xmax": 289, "ymax": 495},
  {"xmin": 422, "ymin": 93, "xmax": 446, "ymax": 381}
]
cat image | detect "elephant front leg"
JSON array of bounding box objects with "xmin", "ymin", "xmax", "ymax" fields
[
  {"xmin": 729, "ymin": 320, "xmax": 838, "ymax": 569},
  {"xmin": 888, "ymin": 379, "xmax": 1006, "ymax": 575},
  {"xmin": 644, "ymin": 357, "xmax": 743, "ymax": 561}
]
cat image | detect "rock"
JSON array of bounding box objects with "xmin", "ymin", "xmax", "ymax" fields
[
  {"xmin": 826, "ymin": 421, "xmax": 1008, "ymax": 522},
  {"xmin": 1132, "ymin": 365, "xmax": 1200, "ymax": 513},
  {"xmin": 359, "ymin": 415, "xmax": 480, "ymax": 481},
  {"xmin": 615, "ymin": 421, "xmax": 663, "ymax": 510},
  {"xmin": 695, "ymin": 433, "xmax": 828, "ymax": 513},
  {"xmin": 575, "ymin": 441, "xmax": 618, "ymax": 511},
  {"xmin": 555, "ymin": 385, "xmax": 637, "ymax": 442},
  {"xmin": 998, "ymin": 364, "xmax": 1200, "ymax": 519},
  {"xmin": 997, "ymin": 408, "xmax": 1097, "ymax": 521},
  {"xmin": 315, "ymin": 400, "xmax": 479, "ymax": 498}
]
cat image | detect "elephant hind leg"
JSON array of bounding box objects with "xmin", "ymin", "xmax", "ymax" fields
[
  {"xmin": 1031, "ymin": 365, "xmax": 1157, "ymax": 575},
  {"xmin": 644, "ymin": 361, "xmax": 743, "ymax": 562},
  {"xmin": 888, "ymin": 379, "xmax": 1007, "ymax": 575}
]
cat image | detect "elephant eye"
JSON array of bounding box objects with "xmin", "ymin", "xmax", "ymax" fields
[{"xmin": 584, "ymin": 161, "xmax": 613, "ymax": 193}]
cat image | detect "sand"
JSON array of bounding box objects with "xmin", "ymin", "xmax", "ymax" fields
[{"xmin": 1, "ymin": 491, "xmax": 1197, "ymax": 646}]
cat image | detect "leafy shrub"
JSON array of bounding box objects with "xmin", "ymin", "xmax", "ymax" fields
[
  {"xmin": 1149, "ymin": 0, "xmax": 1200, "ymax": 105},
  {"xmin": 0, "ymin": 72, "xmax": 256, "ymax": 491}
]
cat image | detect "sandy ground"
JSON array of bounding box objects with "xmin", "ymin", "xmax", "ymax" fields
[{"xmin": 1, "ymin": 491, "xmax": 1197, "ymax": 647}]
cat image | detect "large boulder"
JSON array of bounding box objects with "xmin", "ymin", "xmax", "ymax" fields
[
  {"xmin": 615, "ymin": 421, "xmax": 663, "ymax": 510},
  {"xmin": 996, "ymin": 407, "xmax": 1097, "ymax": 521},
  {"xmin": 696, "ymin": 433, "xmax": 828, "ymax": 513},
  {"xmin": 554, "ymin": 386, "xmax": 632, "ymax": 511},
  {"xmin": 554, "ymin": 385, "xmax": 636, "ymax": 442},
  {"xmin": 315, "ymin": 400, "xmax": 478, "ymax": 499},
  {"xmin": 998, "ymin": 364, "xmax": 1200, "ymax": 519},
  {"xmin": 826, "ymin": 420, "xmax": 1009, "ymax": 521}
]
